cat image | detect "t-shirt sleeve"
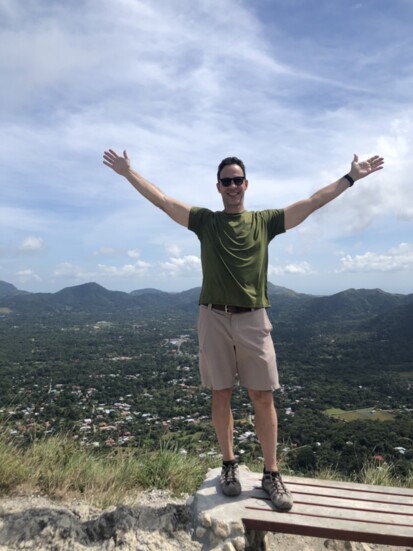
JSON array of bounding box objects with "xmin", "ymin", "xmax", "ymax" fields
[
  {"xmin": 261, "ymin": 209, "xmax": 286, "ymax": 241},
  {"xmin": 188, "ymin": 207, "xmax": 212, "ymax": 238}
]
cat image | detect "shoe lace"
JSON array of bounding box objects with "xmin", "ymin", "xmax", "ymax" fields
[
  {"xmin": 270, "ymin": 473, "xmax": 288, "ymax": 495},
  {"xmin": 224, "ymin": 464, "xmax": 238, "ymax": 483}
]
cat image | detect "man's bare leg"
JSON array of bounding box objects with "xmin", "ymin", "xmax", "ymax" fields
[
  {"xmin": 248, "ymin": 389, "xmax": 278, "ymax": 470},
  {"xmin": 212, "ymin": 388, "xmax": 234, "ymax": 460}
]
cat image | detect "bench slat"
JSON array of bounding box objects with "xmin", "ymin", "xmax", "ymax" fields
[
  {"xmin": 282, "ymin": 475, "xmax": 413, "ymax": 496},
  {"xmin": 251, "ymin": 492, "xmax": 413, "ymax": 515},
  {"xmin": 245, "ymin": 503, "xmax": 413, "ymax": 528}
]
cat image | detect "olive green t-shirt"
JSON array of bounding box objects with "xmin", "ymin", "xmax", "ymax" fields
[{"xmin": 188, "ymin": 208, "xmax": 285, "ymax": 308}]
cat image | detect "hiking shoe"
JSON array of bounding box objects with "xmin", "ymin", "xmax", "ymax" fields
[
  {"xmin": 262, "ymin": 471, "xmax": 293, "ymax": 510},
  {"xmin": 220, "ymin": 463, "xmax": 241, "ymax": 497}
]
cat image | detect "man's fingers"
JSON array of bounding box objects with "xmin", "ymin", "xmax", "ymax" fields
[
  {"xmin": 123, "ymin": 149, "xmax": 129, "ymax": 159},
  {"xmin": 368, "ymin": 157, "xmax": 385, "ymax": 171},
  {"xmin": 103, "ymin": 152, "xmax": 116, "ymax": 164}
]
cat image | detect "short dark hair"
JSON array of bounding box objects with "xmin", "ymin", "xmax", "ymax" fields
[{"xmin": 217, "ymin": 156, "xmax": 246, "ymax": 182}]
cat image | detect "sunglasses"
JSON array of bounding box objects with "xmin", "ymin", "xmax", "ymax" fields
[{"xmin": 219, "ymin": 177, "xmax": 245, "ymax": 187}]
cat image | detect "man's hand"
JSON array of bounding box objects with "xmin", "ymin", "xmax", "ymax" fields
[
  {"xmin": 349, "ymin": 154, "xmax": 384, "ymax": 182},
  {"xmin": 103, "ymin": 149, "xmax": 131, "ymax": 176}
]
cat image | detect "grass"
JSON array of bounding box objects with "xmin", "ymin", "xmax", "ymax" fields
[
  {"xmin": 324, "ymin": 407, "xmax": 396, "ymax": 422},
  {"xmin": 0, "ymin": 434, "xmax": 212, "ymax": 508},
  {"xmin": 356, "ymin": 460, "xmax": 413, "ymax": 487},
  {"xmin": 0, "ymin": 433, "xmax": 411, "ymax": 508}
]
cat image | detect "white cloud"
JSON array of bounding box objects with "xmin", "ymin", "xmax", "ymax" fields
[
  {"xmin": 97, "ymin": 260, "xmax": 151, "ymax": 278},
  {"xmin": 269, "ymin": 261, "xmax": 315, "ymax": 276},
  {"xmin": 93, "ymin": 247, "xmax": 118, "ymax": 256},
  {"xmin": 165, "ymin": 243, "xmax": 182, "ymax": 257},
  {"xmin": 338, "ymin": 243, "xmax": 413, "ymax": 273},
  {"xmin": 160, "ymin": 255, "xmax": 201, "ymax": 277},
  {"xmin": 16, "ymin": 268, "xmax": 41, "ymax": 282},
  {"xmin": 17, "ymin": 236, "xmax": 44, "ymax": 252},
  {"xmin": 53, "ymin": 262, "xmax": 96, "ymax": 280},
  {"xmin": 127, "ymin": 249, "xmax": 141, "ymax": 259}
]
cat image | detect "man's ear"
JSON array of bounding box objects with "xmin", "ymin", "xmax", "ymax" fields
[{"xmin": 216, "ymin": 182, "xmax": 221, "ymax": 193}]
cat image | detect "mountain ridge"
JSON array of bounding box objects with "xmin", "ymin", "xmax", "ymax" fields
[{"xmin": 1, "ymin": 280, "xmax": 412, "ymax": 330}]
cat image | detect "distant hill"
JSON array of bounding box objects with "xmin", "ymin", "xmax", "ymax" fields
[
  {"xmin": 0, "ymin": 281, "xmax": 412, "ymax": 336},
  {"xmin": 296, "ymin": 288, "xmax": 413, "ymax": 323},
  {"xmin": 130, "ymin": 288, "xmax": 168, "ymax": 296},
  {"xmin": 267, "ymin": 282, "xmax": 312, "ymax": 297},
  {"xmin": 0, "ymin": 281, "xmax": 312, "ymax": 316},
  {"xmin": 0, "ymin": 281, "xmax": 27, "ymax": 299}
]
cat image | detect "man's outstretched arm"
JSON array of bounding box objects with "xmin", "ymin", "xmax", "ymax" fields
[
  {"xmin": 103, "ymin": 149, "xmax": 191, "ymax": 228},
  {"xmin": 284, "ymin": 154, "xmax": 384, "ymax": 230}
]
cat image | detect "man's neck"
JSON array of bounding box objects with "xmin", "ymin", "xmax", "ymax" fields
[{"xmin": 223, "ymin": 206, "xmax": 246, "ymax": 214}]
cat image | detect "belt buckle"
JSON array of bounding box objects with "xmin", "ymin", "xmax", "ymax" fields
[{"xmin": 224, "ymin": 305, "xmax": 229, "ymax": 313}]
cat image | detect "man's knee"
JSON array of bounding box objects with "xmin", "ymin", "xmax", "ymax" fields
[
  {"xmin": 248, "ymin": 389, "xmax": 274, "ymax": 407},
  {"xmin": 212, "ymin": 387, "xmax": 233, "ymax": 406}
]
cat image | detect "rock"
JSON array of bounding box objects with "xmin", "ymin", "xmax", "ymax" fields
[
  {"xmin": 195, "ymin": 526, "xmax": 207, "ymax": 539},
  {"xmin": 0, "ymin": 494, "xmax": 201, "ymax": 551},
  {"xmin": 212, "ymin": 518, "xmax": 230, "ymax": 539}
]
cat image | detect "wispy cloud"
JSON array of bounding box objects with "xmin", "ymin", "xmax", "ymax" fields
[
  {"xmin": 160, "ymin": 255, "xmax": 201, "ymax": 278},
  {"xmin": 338, "ymin": 243, "xmax": 413, "ymax": 273},
  {"xmin": 269, "ymin": 261, "xmax": 315, "ymax": 276},
  {"xmin": 16, "ymin": 268, "xmax": 41, "ymax": 283},
  {"xmin": 1, "ymin": 0, "xmax": 412, "ymax": 294},
  {"xmin": 97, "ymin": 260, "xmax": 151, "ymax": 278},
  {"xmin": 17, "ymin": 236, "xmax": 44, "ymax": 253}
]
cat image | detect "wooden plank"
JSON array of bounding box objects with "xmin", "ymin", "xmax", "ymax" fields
[
  {"xmin": 245, "ymin": 502, "xmax": 413, "ymax": 528},
  {"xmin": 282, "ymin": 475, "xmax": 413, "ymax": 497},
  {"xmin": 252, "ymin": 494, "xmax": 413, "ymax": 517},
  {"xmin": 280, "ymin": 480, "xmax": 413, "ymax": 506},
  {"xmin": 242, "ymin": 475, "xmax": 413, "ymax": 546}
]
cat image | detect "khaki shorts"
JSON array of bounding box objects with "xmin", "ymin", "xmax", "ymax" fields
[{"xmin": 197, "ymin": 305, "xmax": 280, "ymax": 391}]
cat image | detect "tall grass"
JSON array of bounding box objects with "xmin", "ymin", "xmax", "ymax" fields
[
  {"xmin": 0, "ymin": 434, "xmax": 209, "ymax": 508},
  {"xmin": 0, "ymin": 435, "xmax": 29, "ymax": 491},
  {"xmin": 356, "ymin": 460, "xmax": 408, "ymax": 487}
]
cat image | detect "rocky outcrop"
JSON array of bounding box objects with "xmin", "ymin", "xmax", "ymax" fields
[
  {"xmin": 0, "ymin": 492, "xmax": 200, "ymax": 551},
  {"xmin": 0, "ymin": 488, "xmax": 410, "ymax": 550}
]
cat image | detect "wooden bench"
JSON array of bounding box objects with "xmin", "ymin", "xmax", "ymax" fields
[{"xmin": 242, "ymin": 474, "xmax": 413, "ymax": 547}]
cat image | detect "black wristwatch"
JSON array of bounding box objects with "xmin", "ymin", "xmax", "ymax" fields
[{"xmin": 343, "ymin": 174, "xmax": 354, "ymax": 187}]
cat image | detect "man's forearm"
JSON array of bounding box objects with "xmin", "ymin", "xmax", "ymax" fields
[
  {"xmin": 310, "ymin": 176, "xmax": 350, "ymax": 211},
  {"xmin": 123, "ymin": 167, "xmax": 191, "ymax": 227},
  {"xmin": 124, "ymin": 168, "xmax": 166, "ymax": 209},
  {"xmin": 284, "ymin": 176, "xmax": 351, "ymax": 230}
]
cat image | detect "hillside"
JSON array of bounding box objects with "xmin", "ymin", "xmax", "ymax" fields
[
  {"xmin": 2, "ymin": 280, "xmax": 411, "ymax": 323},
  {"xmin": 0, "ymin": 280, "xmax": 412, "ymax": 482},
  {"xmin": 0, "ymin": 281, "xmax": 27, "ymax": 299}
]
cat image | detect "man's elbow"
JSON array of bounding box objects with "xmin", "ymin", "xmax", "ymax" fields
[{"xmin": 155, "ymin": 194, "xmax": 169, "ymax": 212}]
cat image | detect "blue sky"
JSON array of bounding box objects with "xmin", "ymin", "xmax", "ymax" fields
[{"xmin": 1, "ymin": 0, "xmax": 412, "ymax": 296}]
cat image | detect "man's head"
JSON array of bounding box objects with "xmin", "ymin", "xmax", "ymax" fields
[
  {"xmin": 216, "ymin": 156, "xmax": 248, "ymax": 214},
  {"xmin": 217, "ymin": 156, "xmax": 246, "ymax": 182}
]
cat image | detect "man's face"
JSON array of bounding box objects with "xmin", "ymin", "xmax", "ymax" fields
[{"xmin": 217, "ymin": 164, "xmax": 248, "ymax": 213}]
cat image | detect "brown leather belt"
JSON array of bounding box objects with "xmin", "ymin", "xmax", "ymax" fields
[{"xmin": 202, "ymin": 304, "xmax": 261, "ymax": 314}]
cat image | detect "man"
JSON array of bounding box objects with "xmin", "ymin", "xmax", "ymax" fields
[{"xmin": 103, "ymin": 149, "xmax": 384, "ymax": 509}]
